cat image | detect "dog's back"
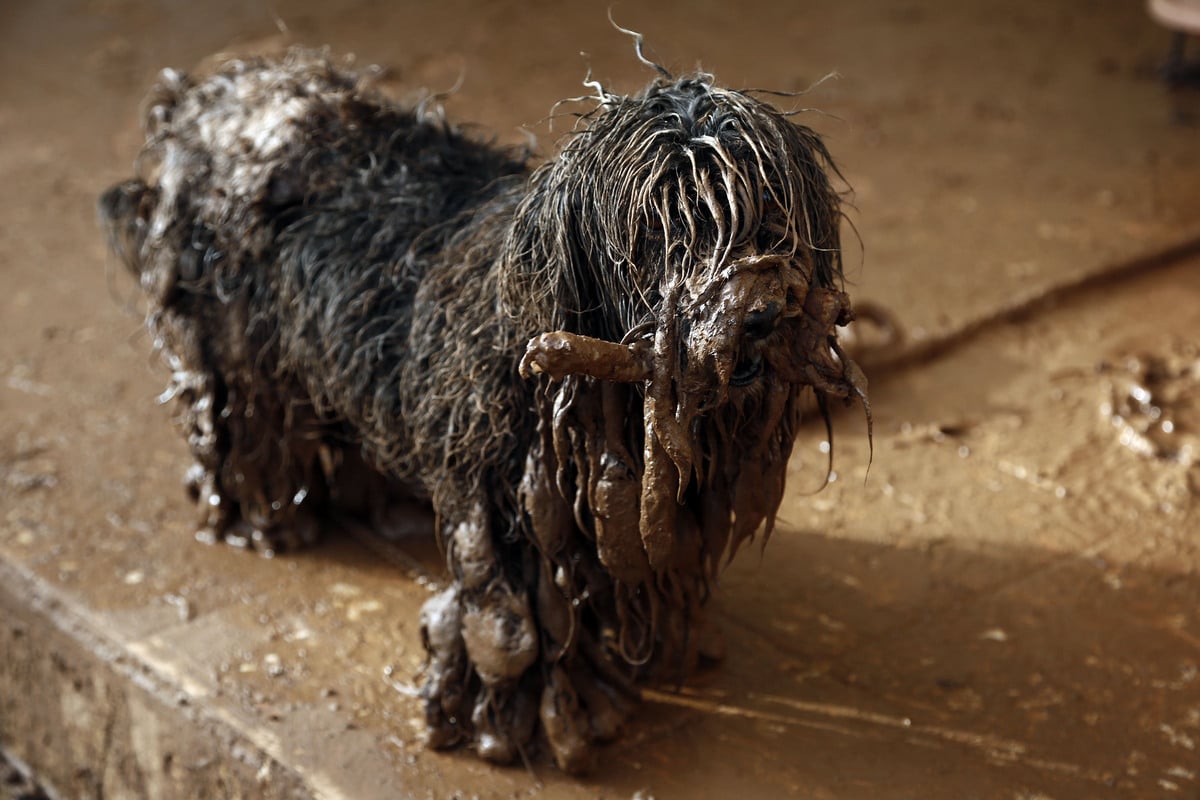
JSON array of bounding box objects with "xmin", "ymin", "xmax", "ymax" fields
[{"xmin": 98, "ymin": 50, "xmax": 530, "ymax": 545}]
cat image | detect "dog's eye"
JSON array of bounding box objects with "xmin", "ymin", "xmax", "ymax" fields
[
  {"xmin": 756, "ymin": 210, "xmax": 792, "ymax": 250},
  {"xmin": 744, "ymin": 302, "xmax": 781, "ymax": 340}
]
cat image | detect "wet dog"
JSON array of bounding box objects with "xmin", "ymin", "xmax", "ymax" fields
[{"xmin": 99, "ymin": 46, "xmax": 867, "ymax": 773}]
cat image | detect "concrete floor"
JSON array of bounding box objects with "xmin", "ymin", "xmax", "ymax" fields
[{"xmin": 2, "ymin": 1, "xmax": 1199, "ymax": 797}]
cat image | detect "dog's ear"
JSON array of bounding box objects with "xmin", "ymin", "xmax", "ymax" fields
[
  {"xmin": 776, "ymin": 118, "xmax": 847, "ymax": 290},
  {"xmin": 500, "ymin": 162, "xmax": 599, "ymax": 336}
]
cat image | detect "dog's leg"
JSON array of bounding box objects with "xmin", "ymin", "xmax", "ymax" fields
[
  {"xmin": 520, "ymin": 397, "xmax": 642, "ymax": 773},
  {"xmin": 418, "ymin": 584, "xmax": 472, "ymax": 749},
  {"xmin": 147, "ymin": 305, "xmax": 235, "ymax": 541},
  {"xmin": 421, "ymin": 501, "xmax": 540, "ymax": 763},
  {"xmin": 535, "ymin": 564, "xmax": 641, "ymax": 774},
  {"xmin": 153, "ymin": 301, "xmax": 327, "ymax": 557},
  {"xmin": 421, "ymin": 497, "xmax": 640, "ymax": 772}
]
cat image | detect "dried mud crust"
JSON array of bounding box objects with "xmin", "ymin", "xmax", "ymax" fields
[
  {"xmin": 1099, "ymin": 340, "xmax": 1200, "ymax": 508},
  {"xmin": 98, "ymin": 48, "xmax": 868, "ymax": 772}
]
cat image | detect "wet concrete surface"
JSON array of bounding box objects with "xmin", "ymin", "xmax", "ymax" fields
[{"xmin": 2, "ymin": 1, "xmax": 1200, "ymax": 798}]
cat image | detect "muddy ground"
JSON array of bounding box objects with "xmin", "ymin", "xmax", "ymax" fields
[{"xmin": 2, "ymin": 1, "xmax": 1200, "ymax": 798}]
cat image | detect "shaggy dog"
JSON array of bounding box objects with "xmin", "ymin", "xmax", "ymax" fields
[{"xmin": 99, "ymin": 46, "xmax": 868, "ymax": 773}]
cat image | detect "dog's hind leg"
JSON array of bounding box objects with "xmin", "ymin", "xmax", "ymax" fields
[
  {"xmin": 101, "ymin": 178, "xmax": 331, "ymax": 556},
  {"xmin": 152, "ymin": 298, "xmax": 329, "ymax": 557}
]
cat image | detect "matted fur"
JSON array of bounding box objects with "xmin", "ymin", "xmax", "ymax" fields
[{"xmin": 99, "ymin": 47, "xmax": 867, "ymax": 773}]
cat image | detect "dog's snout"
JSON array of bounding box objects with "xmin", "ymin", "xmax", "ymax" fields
[{"xmin": 743, "ymin": 302, "xmax": 781, "ymax": 340}]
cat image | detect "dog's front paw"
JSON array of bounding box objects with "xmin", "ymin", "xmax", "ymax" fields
[
  {"xmin": 420, "ymin": 584, "xmax": 543, "ymax": 762},
  {"xmin": 539, "ymin": 648, "xmax": 639, "ymax": 774},
  {"xmin": 468, "ymin": 674, "xmax": 539, "ymax": 764},
  {"xmin": 419, "ymin": 587, "xmax": 473, "ymax": 749}
]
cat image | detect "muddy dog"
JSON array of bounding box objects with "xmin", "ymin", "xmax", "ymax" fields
[{"xmin": 99, "ymin": 46, "xmax": 868, "ymax": 773}]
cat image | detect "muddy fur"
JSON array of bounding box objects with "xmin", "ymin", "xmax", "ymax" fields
[{"xmin": 99, "ymin": 47, "xmax": 868, "ymax": 773}]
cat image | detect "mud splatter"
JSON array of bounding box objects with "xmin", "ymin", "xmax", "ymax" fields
[{"xmin": 1100, "ymin": 342, "xmax": 1200, "ymax": 468}]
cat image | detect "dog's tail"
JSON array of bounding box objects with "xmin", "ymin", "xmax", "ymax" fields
[{"xmin": 98, "ymin": 179, "xmax": 155, "ymax": 278}]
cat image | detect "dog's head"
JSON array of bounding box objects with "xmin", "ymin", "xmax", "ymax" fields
[
  {"xmin": 509, "ymin": 75, "xmax": 866, "ymax": 582},
  {"xmin": 511, "ymin": 76, "xmax": 844, "ymax": 339}
]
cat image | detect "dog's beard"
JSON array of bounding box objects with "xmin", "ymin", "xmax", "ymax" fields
[
  {"xmin": 637, "ymin": 244, "xmax": 852, "ymax": 560},
  {"xmin": 523, "ymin": 248, "xmax": 864, "ymax": 589}
]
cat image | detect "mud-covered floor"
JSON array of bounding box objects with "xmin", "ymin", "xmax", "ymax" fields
[{"xmin": 2, "ymin": 1, "xmax": 1200, "ymax": 798}]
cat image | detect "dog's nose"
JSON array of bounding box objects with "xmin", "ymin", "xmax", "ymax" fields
[{"xmin": 743, "ymin": 302, "xmax": 781, "ymax": 340}]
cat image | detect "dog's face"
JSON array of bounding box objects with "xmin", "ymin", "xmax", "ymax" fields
[
  {"xmin": 508, "ymin": 77, "xmax": 863, "ymax": 573},
  {"xmin": 609, "ymin": 81, "xmax": 844, "ymax": 408},
  {"xmin": 520, "ymin": 77, "xmax": 847, "ymax": 393}
]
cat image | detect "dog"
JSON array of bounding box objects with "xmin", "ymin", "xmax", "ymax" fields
[{"xmin": 99, "ymin": 45, "xmax": 868, "ymax": 773}]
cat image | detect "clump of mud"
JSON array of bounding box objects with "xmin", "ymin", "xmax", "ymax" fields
[
  {"xmin": 1100, "ymin": 342, "xmax": 1199, "ymax": 467},
  {"xmin": 1100, "ymin": 341, "xmax": 1200, "ymax": 510}
]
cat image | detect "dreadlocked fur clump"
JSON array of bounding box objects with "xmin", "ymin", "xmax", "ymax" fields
[{"xmin": 99, "ymin": 47, "xmax": 868, "ymax": 774}]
